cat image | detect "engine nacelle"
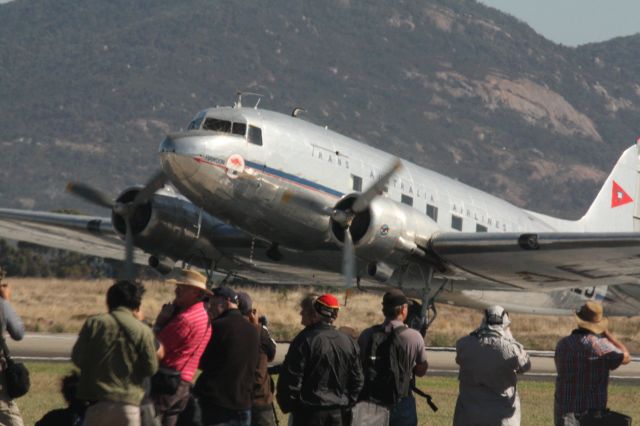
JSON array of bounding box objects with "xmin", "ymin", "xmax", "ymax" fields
[
  {"xmin": 331, "ymin": 195, "xmax": 439, "ymax": 265},
  {"xmin": 112, "ymin": 188, "xmax": 245, "ymax": 268}
]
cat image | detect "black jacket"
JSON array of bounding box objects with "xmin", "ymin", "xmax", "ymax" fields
[
  {"xmin": 194, "ymin": 309, "xmax": 260, "ymax": 410},
  {"xmin": 276, "ymin": 322, "xmax": 364, "ymax": 413}
]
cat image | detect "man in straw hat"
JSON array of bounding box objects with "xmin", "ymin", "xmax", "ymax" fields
[
  {"xmin": 277, "ymin": 293, "xmax": 363, "ymax": 426},
  {"xmin": 554, "ymin": 301, "xmax": 631, "ymax": 425},
  {"xmin": 153, "ymin": 269, "xmax": 212, "ymax": 425}
]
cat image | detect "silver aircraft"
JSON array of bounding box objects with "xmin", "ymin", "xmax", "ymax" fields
[{"xmin": 2, "ymin": 98, "xmax": 640, "ymax": 323}]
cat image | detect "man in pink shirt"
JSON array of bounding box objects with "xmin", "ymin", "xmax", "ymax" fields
[{"xmin": 153, "ymin": 269, "xmax": 212, "ymax": 426}]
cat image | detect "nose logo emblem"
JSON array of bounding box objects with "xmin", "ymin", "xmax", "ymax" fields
[{"xmin": 225, "ymin": 154, "xmax": 245, "ymax": 179}]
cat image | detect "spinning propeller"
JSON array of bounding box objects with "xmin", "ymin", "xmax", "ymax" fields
[
  {"xmin": 331, "ymin": 159, "xmax": 402, "ymax": 288},
  {"xmin": 66, "ymin": 171, "xmax": 167, "ymax": 280}
]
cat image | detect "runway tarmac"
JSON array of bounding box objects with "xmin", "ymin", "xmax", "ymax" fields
[{"xmin": 10, "ymin": 333, "xmax": 640, "ymax": 382}]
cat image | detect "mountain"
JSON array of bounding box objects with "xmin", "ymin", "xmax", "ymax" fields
[{"xmin": 0, "ymin": 0, "xmax": 639, "ymax": 219}]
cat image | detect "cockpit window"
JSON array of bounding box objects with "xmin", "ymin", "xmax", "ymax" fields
[
  {"xmin": 248, "ymin": 125, "xmax": 263, "ymax": 146},
  {"xmin": 187, "ymin": 112, "xmax": 205, "ymax": 130},
  {"xmin": 232, "ymin": 122, "xmax": 247, "ymax": 136},
  {"xmin": 203, "ymin": 118, "xmax": 232, "ymax": 132}
]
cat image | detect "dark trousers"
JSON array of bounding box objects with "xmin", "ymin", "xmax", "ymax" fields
[
  {"xmin": 153, "ymin": 380, "xmax": 192, "ymax": 426},
  {"xmin": 290, "ymin": 407, "xmax": 351, "ymax": 426},
  {"xmin": 200, "ymin": 402, "xmax": 251, "ymax": 426},
  {"xmin": 389, "ymin": 394, "xmax": 417, "ymax": 426},
  {"xmin": 251, "ymin": 405, "xmax": 275, "ymax": 426}
]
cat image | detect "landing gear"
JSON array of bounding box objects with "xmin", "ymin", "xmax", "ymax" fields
[{"xmin": 405, "ymin": 266, "xmax": 447, "ymax": 337}]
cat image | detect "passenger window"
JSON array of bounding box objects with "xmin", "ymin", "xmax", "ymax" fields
[
  {"xmin": 248, "ymin": 126, "xmax": 263, "ymax": 146},
  {"xmin": 232, "ymin": 123, "xmax": 247, "ymax": 136},
  {"xmin": 401, "ymin": 195, "xmax": 413, "ymax": 206},
  {"xmin": 351, "ymin": 175, "xmax": 363, "ymax": 192},
  {"xmin": 203, "ymin": 118, "xmax": 231, "ymax": 132},
  {"xmin": 476, "ymin": 224, "xmax": 487, "ymax": 232},
  {"xmin": 451, "ymin": 215, "xmax": 463, "ymax": 231},
  {"xmin": 426, "ymin": 204, "xmax": 438, "ymax": 222}
]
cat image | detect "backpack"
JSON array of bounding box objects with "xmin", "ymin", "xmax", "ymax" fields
[{"xmin": 362, "ymin": 324, "xmax": 411, "ymax": 405}]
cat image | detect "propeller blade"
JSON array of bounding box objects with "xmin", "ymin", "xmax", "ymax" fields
[
  {"xmin": 124, "ymin": 219, "xmax": 135, "ymax": 281},
  {"xmin": 133, "ymin": 170, "xmax": 167, "ymax": 206},
  {"xmin": 66, "ymin": 182, "xmax": 114, "ymax": 209},
  {"xmin": 342, "ymin": 227, "xmax": 355, "ymax": 288},
  {"xmin": 352, "ymin": 158, "xmax": 402, "ymax": 213}
]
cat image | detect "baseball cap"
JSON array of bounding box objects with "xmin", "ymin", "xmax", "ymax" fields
[
  {"xmin": 212, "ymin": 286, "xmax": 239, "ymax": 304},
  {"xmin": 314, "ymin": 293, "xmax": 340, "ymax": 319},
  {"xmin": 382, "ymin": 289, "xmax": 408, "ymax": 307}
]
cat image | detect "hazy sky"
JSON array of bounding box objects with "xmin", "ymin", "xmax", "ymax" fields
[
  {"xmin": 479, "ymin": 0, "xmax": 640, "ymax": 46},
  {"xmin": 1, "ymin": 0, "xmax": 638, "ymax": 46}
]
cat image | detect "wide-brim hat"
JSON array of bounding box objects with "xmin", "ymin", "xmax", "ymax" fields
[
  {"xmin": 166, "ymin": 269, "xmax": 213, "ymax": 295},
  {"xmin": 575, "ymin": 301, "xmax": 608, "ymax": 334}
]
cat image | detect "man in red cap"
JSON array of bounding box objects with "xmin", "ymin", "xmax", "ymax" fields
[
  {"xmin": 277, "ymin": 293, "xmax": 363, "ymax": 426},
  {"xmin": 554, "ymin": 301, "xmax": 631, "ymax": 425}
]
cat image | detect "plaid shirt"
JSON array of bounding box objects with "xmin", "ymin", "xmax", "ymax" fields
[
  {"xmin": 158, "ymin": 301, "xmax": 211, "ymax": 382},
  {"xmin": 554, "ymin": 329, "xmax": 624, "ymax": 420}
]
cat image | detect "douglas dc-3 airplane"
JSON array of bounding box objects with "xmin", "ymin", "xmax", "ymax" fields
[{"xmin": 2, "ymin": 95, "xmax": 640, "ymax": 327}]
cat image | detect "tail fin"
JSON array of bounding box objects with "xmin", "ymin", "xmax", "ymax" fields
[{"xmin": 580, "ymin": 142, "xmax": 640, "ymax": 232}]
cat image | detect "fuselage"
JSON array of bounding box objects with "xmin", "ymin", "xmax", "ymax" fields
[{"xmin": 159, "ymin": 107, "xmax": 583, "ymax": 250}]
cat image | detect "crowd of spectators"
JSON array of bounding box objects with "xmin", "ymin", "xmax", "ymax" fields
[{"xmin": 0, "ymin": 265, "xmax": 627, "ymax": 426}]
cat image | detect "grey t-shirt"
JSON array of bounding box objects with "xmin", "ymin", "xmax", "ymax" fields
[
  {"xmin": 358, "ymin": 319, "xmax": 428, "ymax": 372},
  {"xmin": 0, "ymin": 298, "xmax": 24, "ymax": 341}
]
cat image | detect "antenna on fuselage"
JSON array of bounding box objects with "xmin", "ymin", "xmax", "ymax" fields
[
  {"xmin": 234, "ymin": 91, "xmax": 263, "ymax": 109},
  {"xmin": 291, "ymin": 107, "xmax": 306, "ymax": 117}
]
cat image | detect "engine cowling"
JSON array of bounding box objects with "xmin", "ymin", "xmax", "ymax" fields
[
  {"xmin": 111, "ymin": 188, "xmax": 246, "ymax": 268},
  {"xmin": 331, "ymin": 195, "xmax": 439, "ymax": 266}
]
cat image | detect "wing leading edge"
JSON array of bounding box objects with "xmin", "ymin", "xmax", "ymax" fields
[
  {"xmin": 0, "ymin": 208, "xmax": 149, "ymax": 265},
  {"xmin": 428, "ymin": 232, "xmax": 640, "ymax": 290}
]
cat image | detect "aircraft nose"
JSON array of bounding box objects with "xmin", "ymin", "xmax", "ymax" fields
[
  {"xmin": 159, "ymin": 135, "xmax": 176, "ymax": 154},
  {"xmin": 159, "ymin": 134, "xmax": 201, "ymax": 181}
]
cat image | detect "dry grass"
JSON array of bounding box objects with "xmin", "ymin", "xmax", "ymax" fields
[{"xmin": 7, "ymin": 278, "xmax": 640, "ymax": 352}]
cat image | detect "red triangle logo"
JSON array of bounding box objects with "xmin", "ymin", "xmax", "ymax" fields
[{"xmin": 611, "ymin": 181, "xmax": 633, "ymax": 208}]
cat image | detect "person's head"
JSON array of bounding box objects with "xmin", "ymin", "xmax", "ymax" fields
[
  {"xmin": 0, "ymin": 267, "xmax": 9, "ymax": 299},
  {"xmin": 484, "ymin": 305, "xmax": 510, "ymax": 328},
  {"xmin": 575, "ymin": 301, "xmax": 608, "ymax": 334},
  {"xmin": 382, "ymin": 289, "xmax": 409, "ymax": 320},
  {"xmin": 106, "ymin": 280, "xmax": 145, "ymax": 312},
  {"xmin": 313, "ymin": 294, "xmax": 340, "ymax": 324},
  {"xmin": 166, "ymin": 269, "xmax": 212, "ymax": 309},
  {"xmin": 61, "ymin": 371, "xmax": 80, "ymax": 405},
  {"xmin": 237, "ymin": 291, "xmax": 255, "ymax": 316},
  {"xmin": 299, "ymin": 293, "xmax": 319, "ymax": 326},
  {"xmin": 210, "ymin": 286, "xmax": 239, "ymax": 318}
]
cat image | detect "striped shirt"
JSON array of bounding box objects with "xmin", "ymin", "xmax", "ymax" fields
[
  {"xmin": 158, "ymin": 301, "xmax": 211, "ymax": 382},
  {"xmin": 554, "ymin": 329, "xmax": 624, "ymax": 421}
]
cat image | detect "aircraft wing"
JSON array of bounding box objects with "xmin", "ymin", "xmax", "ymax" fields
[
  {"xmin": 0, "ymin": 208, "xmax": 148, "ymax": 265},
  {"xmin": 429, "ymin": 232, "xmax": 640, "ymax": 290}
]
